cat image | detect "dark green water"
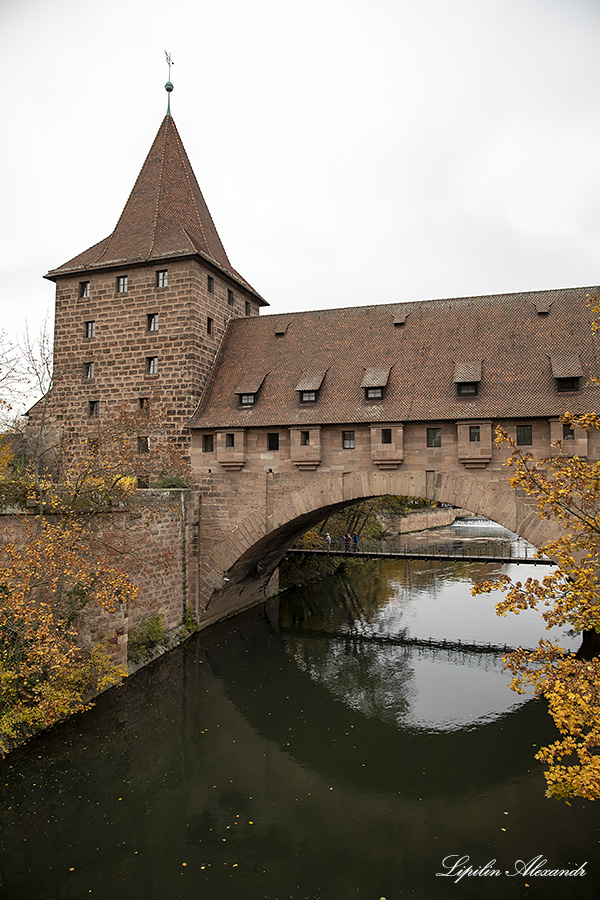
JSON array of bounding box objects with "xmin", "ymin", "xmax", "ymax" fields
[{"xmin": 0, "ymin": 553, "xmax": 598, "ymax": 899}]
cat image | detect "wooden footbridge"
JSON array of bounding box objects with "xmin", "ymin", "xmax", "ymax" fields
[{"xmin": 287, "ymin": 536, "xmax": 553, "ymax": 566}]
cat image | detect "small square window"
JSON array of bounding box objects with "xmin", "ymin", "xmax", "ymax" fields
[
  {"xmin": 156, "ymin": 270, "xmax": 168, "ymax": 288},
  {"xmin": 85, "ymin": 320, "xmax": 95, "ymax": 339},
  {"xmin": 267, "ymin": 433, "xmax": 280, "ymax": 451},
  {"xmin": 299, "ymin": 390, "xmax": 317, "ymax": 403},
  {"xmin": 147, "ymin": 313, "xmax": 159, "ymax": 332},
  {"xmin": 203, "ymin": 434, "xmax": 214, "ymax": 453},
  {"xmin": 207, "ymin": 316, "xmax": 213, "ymax": 335},
  {"xmin": 469, "ymin": 426, "xmax": 480, "ymax": 442},
  {"xmin": 79, "ymin": 281, "xmax": 90, "ymax": 298},
  {"xmin": 85, "ymin": 362, "xmax": 95, "ymax": 379},
  {"xmin": 563, "ymin": 423, "xmax": 575, "ymax": 441},
  {"xmin": 381, "ymin": 428, "xmax": 392, "ymax": 444},
  {"xmin": 89, "ymin": 400, "xmax": 99, "ymax": 418},
  {"xmin": 139, "ymin": 397, "xmax": 149, "ymax": 412},
  {"xmin": 207, "ymin": 275, "xmax": 214, "ymax": 293},
  {"xmin": 517, "ymin": 424, "xmax": 532, "ymax": 446},
  {"xmin": 457, "ymin": 382, "xmax": 478, "ymax": 395},
  {"xmin": 427, "ymin": 427, "xmax": 442, "ymax": 448},
  {"xmin": 226, "ymin": 433, "xmax": 235, "ymax": 448},
  {"xmin": 137, "ymin": 436, "xmax": 149, "ymax": 454},
  {"xmin": 147, "ymin": 356, "xmax": 158, "ymax": 375},
  {"xmin": 366, "ymin": 387, "xmax": 383, "ymax": 400},
  {"xmin": 300, "ymin": 430, "xmax": 310, "ymax": 446},
  {"xmin": 556, "ymin": 377, "xmax": 580, "ymax": 392},
  {"xmin": 342, "ymin": 430, "xmax": 355, "ymax": 450},
  {"xmin": 245, "ymin": 301, "xmax": 251, "ymax": 316},
  {"xmin": 240, "ymin": 393, "xmax": 255, "ymax": 406},
  {"xmin": 117, "ymin": 275, "xmax": 128, "ymax": 293},
  {"xmin": 227, "ymin": 289, "xmax": 234, "ymax": 306}
]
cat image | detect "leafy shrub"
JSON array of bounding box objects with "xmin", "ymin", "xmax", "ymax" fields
[{"xmin": 128, "ymin": 614, "xmax": 167, "ymax": 664}]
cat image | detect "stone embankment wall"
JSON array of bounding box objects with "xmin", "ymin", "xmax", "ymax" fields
[
  {"xmin": 0, "ymin": 489, "xmax": 199, "ymax": 666},
  {"xmin": 377, "ymin": 506, "xmax": 473, "ymax": 535}
]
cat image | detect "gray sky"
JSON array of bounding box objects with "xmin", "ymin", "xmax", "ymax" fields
[{"xmin": 3, "ymin": 0, "xmax": 600, "ymax": 343}]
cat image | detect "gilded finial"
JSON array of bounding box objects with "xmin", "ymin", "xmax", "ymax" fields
[{"xmin": 165, "ymin": 51, "xmax": 174, "ymax": 116}]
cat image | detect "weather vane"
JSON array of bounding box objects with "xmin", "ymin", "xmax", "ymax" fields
[{"xmin": 165, "ymin": 51, "xmax": 174, "ymax": 115}]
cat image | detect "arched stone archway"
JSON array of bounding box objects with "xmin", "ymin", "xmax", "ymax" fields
[{"xmin": 197, "ymin": 469, "xmax": 561, "ymax": 626}]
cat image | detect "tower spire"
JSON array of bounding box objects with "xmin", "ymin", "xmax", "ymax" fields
[{"xmin": 164, "ymin": 51, "xmax": 174, "ymax": 116}]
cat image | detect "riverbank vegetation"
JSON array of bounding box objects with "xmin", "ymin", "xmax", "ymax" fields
[{"xmin": 474, "ymin": 422, "xmax": 600, "ymax": 801}]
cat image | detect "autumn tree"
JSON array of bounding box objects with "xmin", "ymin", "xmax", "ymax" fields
[
  {"xmin": 474, "ymin": 421, "xmax": 600, "ymax": 801},
  {"xmin": 0, "ymin": 395, "xmax": 189, "ymax": 753}
]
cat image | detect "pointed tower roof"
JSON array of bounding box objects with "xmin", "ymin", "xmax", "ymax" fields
[{"xmin": 46, "ymin": 116, "xmax": 266, "ymax": 304}]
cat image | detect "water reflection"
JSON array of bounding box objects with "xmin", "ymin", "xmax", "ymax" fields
[{"xmin": 280, "ymin": 519, "xmax": 577, "ymax": 732}]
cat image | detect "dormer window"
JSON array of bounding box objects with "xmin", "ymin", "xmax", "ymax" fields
[
  {"xmin": 235, "ymin": 374, "xmax": 266, "ymax": 407},
  {"xmin": 296, "ymin": 371, "xmax": 326, "ymax": 403},
  {"xmin": 454, "ymin": 361, "xmax": 482, "ymax": 396},
  {"xmin": 551, "ymin": 353, "xmax": 583, "ymax": 394},
  {"xmin": 361, "ymin": 366, "xmax": 390, "ymax": 401}
]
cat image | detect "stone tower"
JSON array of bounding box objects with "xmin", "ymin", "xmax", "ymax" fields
[{"xmin": 44, "ymin": 110, "xmax": 267, "ymax": 451}]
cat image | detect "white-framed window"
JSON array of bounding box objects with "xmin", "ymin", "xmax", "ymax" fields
[
  {"xmin": 342, "ymin": 430, "xmax": 355, "ymax": 450},
  {"xmin": 147, "ymin": 356, "xmax": 158, "ymax": 375}
]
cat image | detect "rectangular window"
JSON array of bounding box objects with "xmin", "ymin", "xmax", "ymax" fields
[
  {"xmin": 79, "ymin": 281, "xmax": 90, "ymax": 298},
  {"xmin": 427, "ymin": 427, "xmax": 442, "ymax": 448},
  {"xmin": 88, "ymin": 438, "xmax": 99, "ymax": 456},
  {"xmin": 89, "ymin": 400, "xmax": 99, "ymax": 418},
  {"xmin": 563, "ymin": 423, "xmax": 575, "ymax": 441},
  {"xmin": 207, "ymin": 275, "xmax": 214, "ymax": 293},
  {"xmin": 147, "ymin": 356, "xmax": 158, "ymax": 375},
  {"xmin": 85, "ymin": 362, "xmax": 95, "ymax": 379},
  {"xmin": 366, "ymin": 387, "xmax": 383, "ymax": 400},
  {"xmin": 207, "ymin": 316, "xmax": 213, "ymax": 335},
  {"xmin": 342, "ymin": 430, "xmax": 355, "ymax": 450},
  {"xmin": 225, "ymin": 433, "xmax": 235, "ymax": 448},
  {"xmin": 117, "ymin": 275, "xmax": 128, "ymax": 293},
  {"xmin": 381, "ymin": 428, "xmax": 392, "ymax": 444},
  {"xmin": 137, "ymin": 436, "xmax": 149, "ymax": 454},
  {"xmin": 147, "ymin": 313, "xmax": 159, "ymax": 332},
  {"xmin": 516, "ymin": 424, "xmax": 532, "ymax": 446},
  {"xmin": 301, "ymin": 430, "xmax": 310, "ymax": 446},
  {"xmin": 85, "ymin": 320, "xmax": 95, "ymax": 339},
  {"xmin": 203, "ymin": 434, "xmax": 214, "ymax": 453},
  {"xmin": 457, "ymin": 382, "xmax": 478, "ymax": 395},
  {"xmin": 139, "ymin": 397, "xmax": 149, "ymax": 412},
  {"xmin": 267, "ymin": 433, "xmax": 280, "ymax": 451},
  {"xmin": 245, "ymin": 301, "xmax": 251, "ymax": 316},
  {"xmin": 556, "ymin": 377, "xmax": 580, "ymax": 392},
  {"xmin": 469, "ymin": 426, "xmax": 480, "ymax": 442},
  {"xmin": 240, "ymin": 393, "xmax": 255, "ymax": 406},
  {"xmin": 156, "ymin": 270, "xmax": 168, "ymax": 288},
  {"xmin": 299, "ymin": 390, "xmax": 317, "ymax": 403},
  {"xmin": 227, "ymin": 289, "xmax": 234, "ymax": 306}
]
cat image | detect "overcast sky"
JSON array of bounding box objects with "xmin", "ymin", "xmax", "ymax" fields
[{"xmin": 3, "ymin": 0, "xmax": 600, "ymax": 343}]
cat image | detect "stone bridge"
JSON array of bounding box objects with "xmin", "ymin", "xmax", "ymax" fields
[{"xmin": 194, "ymin": 463, "xmax": 564, "ymax": 629}]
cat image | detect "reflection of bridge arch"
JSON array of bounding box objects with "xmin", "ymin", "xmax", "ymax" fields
[{"xmin": 200, "ymin": 469, "xmax": 561, "ymax": 623}]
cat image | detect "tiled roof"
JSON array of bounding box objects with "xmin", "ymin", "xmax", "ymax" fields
[
  {"xmin": 190, "ymin": 286, "xmax": 600, "ymax": 428},
  {"xmin": 46, "ymin": 116, "xmax": 266, "ymax": 304}
]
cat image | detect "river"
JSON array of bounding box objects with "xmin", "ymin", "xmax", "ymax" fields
[{"xmin": 0, "ymin": 519, "xmax": 598, "ymax": 899}]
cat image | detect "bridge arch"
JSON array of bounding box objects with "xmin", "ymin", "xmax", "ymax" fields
[{"xmin": 200, "ymin": 469, "xmax": 562, "ymax": 622}]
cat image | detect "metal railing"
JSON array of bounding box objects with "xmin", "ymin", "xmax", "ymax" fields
[{"xmin": 288, "ymin": 535, "xmax": 552, "ymax": 565}]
